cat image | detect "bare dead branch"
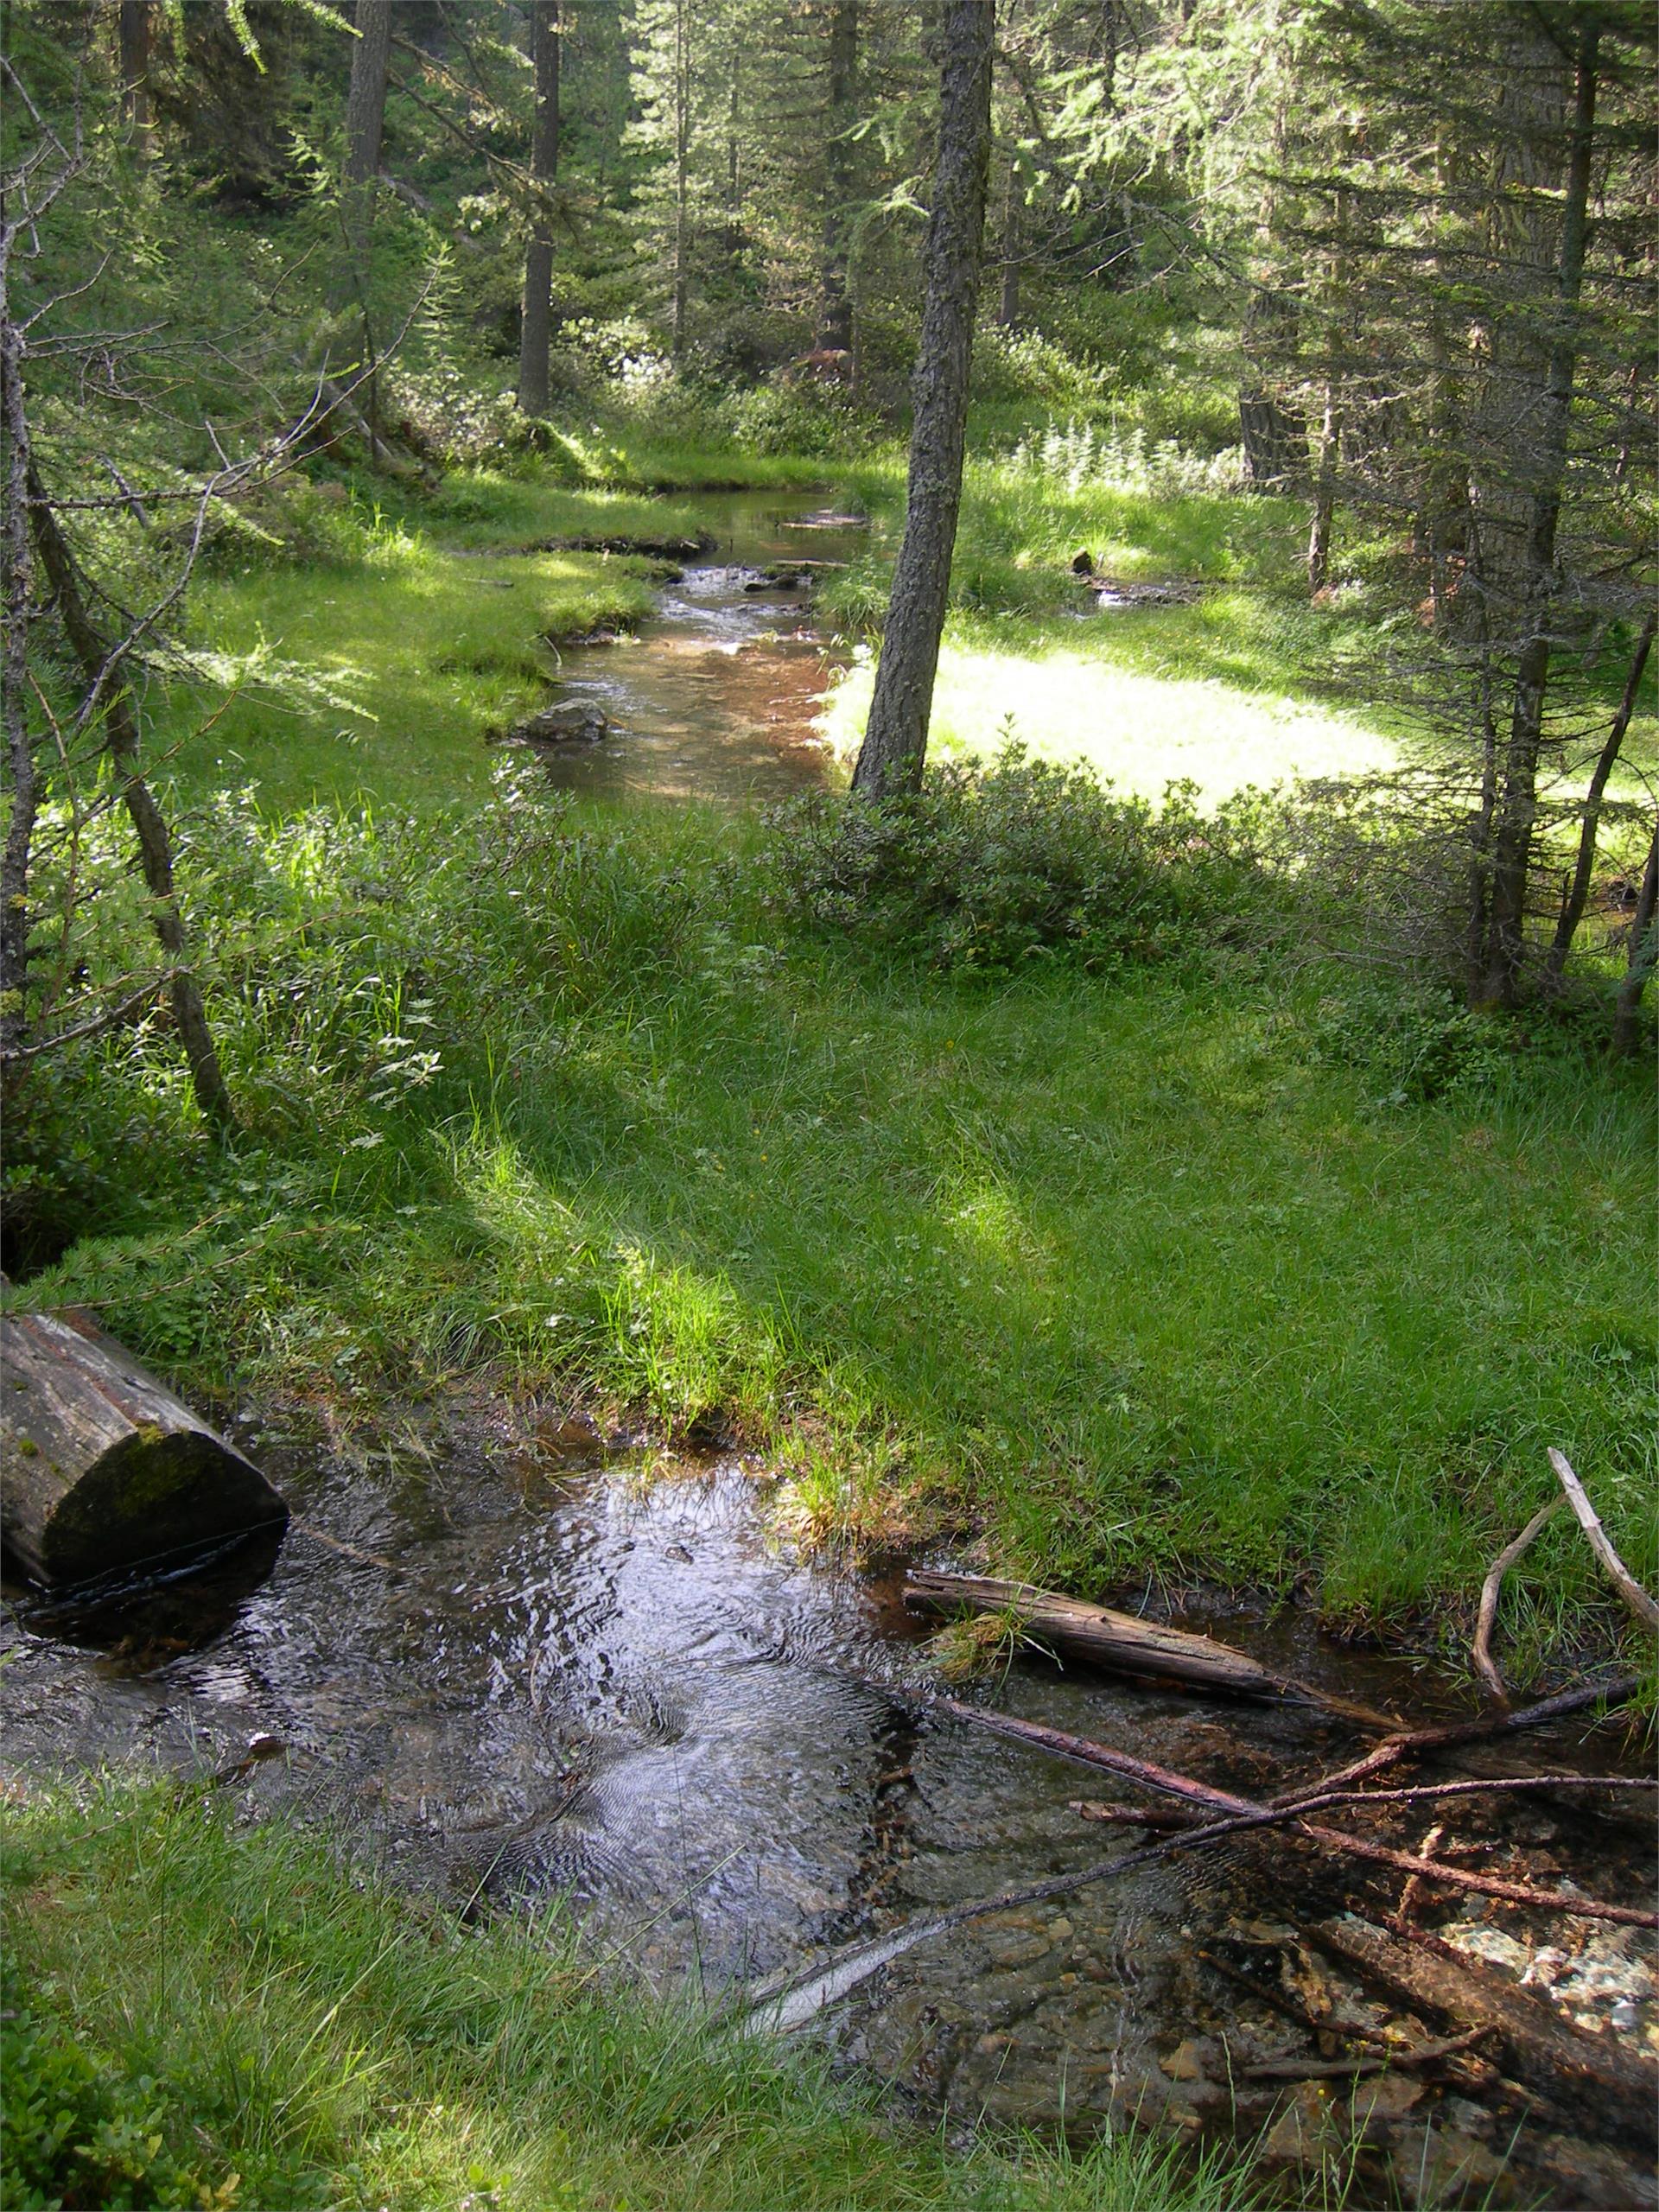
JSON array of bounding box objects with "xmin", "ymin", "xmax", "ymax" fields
[
  {"xmin": 1472, "ymin": 1496, "xmax": 1566, "ymax": 1701},
  {"xmin": 1550, "ymin": 1449, "xmax": 1659, "ymax": 1637}
]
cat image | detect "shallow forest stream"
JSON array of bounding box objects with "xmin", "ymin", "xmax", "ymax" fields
[
  {"xmin": 524, "ymin": 490, "xmax": 861, "ymax": 802},
  {"xmin": 4, "ymin": 1390, "xmax": 1654, "ymax": 2209}
]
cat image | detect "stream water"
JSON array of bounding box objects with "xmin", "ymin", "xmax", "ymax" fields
[
  {"xmin": 3, "ymin": 1408, "xmax": 1653, "ymax": 2209},
  {"xmin": 529, "ymin": 491, "xmax": 861, "ymax": 802},
  {"xmin": 3, "ymin": 500, "xmax": 1655, "ymax": 2206}
]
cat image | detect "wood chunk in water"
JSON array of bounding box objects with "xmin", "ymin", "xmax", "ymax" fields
[
  {"xmin": 1309, "ymin": 1914, "xmax": 1659, "ymax": 2146},
  {"xmin": 0, "ymin": 1308, "xmax": 287, "ymax": 1586},
  {"xmin": 904, "ymin": 1569, "xmax": 1396, "ymax": 1726}
]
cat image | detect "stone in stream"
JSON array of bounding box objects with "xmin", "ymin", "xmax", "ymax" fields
[
  {"xmin": 509, "ymin": 702, "xmax": 611, "ymax": 746},
  {"xmin": 0, "ymin": 1306, "xmax": 288, "ymax": 1586}
]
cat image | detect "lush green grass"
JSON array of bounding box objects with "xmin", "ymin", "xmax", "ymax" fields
[
  {"xmin": 817, "ymin": 452, "xmax": 1656, "ymax": 807},
  {"xmin": 16, "ymin": 781, "xmax": 1654, "ymax": 1648},
  {"xmin": 162, "ymin": 489, "xmax": 666, "ymax": 813},
  {"xmin": 1, "ymin": 1775, "xmax": 1240, "ymax": 2212}
]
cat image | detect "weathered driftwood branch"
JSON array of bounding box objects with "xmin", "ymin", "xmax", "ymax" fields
[
  {"xmin": 931, "ymin": 1694, "xmax": 1656, "ymax": 1923},
  {"xmin": 1302, "ymin": 1672, "xmax": 1643, "ymax": 1797},
  {"xmin": 1472, "ymin": 1496, "xmax": 1565, "ymax": 1700},
  {"xmin": 906, "ymin": 1569, "xmax": 1395, "ymax": 1726},
  {"xmin": 0, "ymin": 1306, "xmax": 287, "ymax": 1585},
  {"xmin": 1549, "ymin": 1448, "xmax": 1659, "ymax": 1637},
  {"xmin": 1311, "ymin": 1914, "xmax": 1659, "ymax": 2145}
]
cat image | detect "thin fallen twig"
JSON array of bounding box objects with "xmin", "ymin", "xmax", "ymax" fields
[
  {"xmin": 290, "ymin": 1521, "xmax": 400, "ymax": 1574},
  {"xmin": 934, "ymin": 1694, "xmax": 1656, "ymax": 1923},
  {"xmin": 1549, "ymin": 1449, "xmax": 1659, "ymax": 1637},
  {"xmin": 1075, "ymin": 1772, "xmax": 1657, "ymax": 1827},
  {"xmin": 1295, "ymin": 1673, "xmax": 1643, "ymax": 1797},
  {"xmin": 1472, "ymin": 1497, "xmax": 1565, "ymax": 1701},
  {"xmin": 1242, "ymin": 2024, "xmax": 1493, "ymax": 2082}
]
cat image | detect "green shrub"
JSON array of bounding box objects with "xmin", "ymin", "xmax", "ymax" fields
[
  {"xmin": 762, "ymin": 746, "xmax": 1260, "ymax": 973},
  {"xmin": 0, "ymin": 1966, "xmax": 226, "ymax": 2212},
  {"xmin": 1309, "ymin": 979, "xmax": 1522, "ymax": 1104}
]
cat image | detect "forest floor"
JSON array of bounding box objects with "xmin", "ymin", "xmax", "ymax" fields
[
  {"xmin": 7, "ymin": 434, "xmax": 1656, "ymax": 2212},
  {"xmin": 25, "ymin": 437, "xmax": 1654, "ymax": 1649}
]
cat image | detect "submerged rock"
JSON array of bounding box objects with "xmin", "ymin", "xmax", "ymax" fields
[{"xmin": 510, "ymin": 702, "xmax": 611, "ymax": 746}]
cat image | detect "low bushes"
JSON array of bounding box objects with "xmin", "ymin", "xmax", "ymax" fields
[{"xmin": 762, "ymin": 748, "xmax": 1272, "ymax": 974}]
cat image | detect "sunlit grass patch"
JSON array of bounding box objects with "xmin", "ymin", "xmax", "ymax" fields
[
  {"xmin": 821, "ymin": 627, "xmax": 1398, "ymax": 804},
  {"xmin": 162, "ymin": 543, "xmax": 657, "ymax": 811}
]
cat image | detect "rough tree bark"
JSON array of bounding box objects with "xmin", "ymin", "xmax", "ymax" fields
[
  {"xmin": 995, "ymin": 158, "xmax": 1020, "ymax": 329},
  {"xmin": 1306, "ymin": 164, "xmax": 1349, "ymax": 594},
  {"xmin": 341, "ymin": 0, "xmax": 392, "ymax": 442},
  {"xmin": 28, "ymin": 472, "xmax": 236, "ymax": 1133},
  {"xmin": 0, "ymin": 183, "xmax": 35, "ymax": 1073},
  {"xmin": 1611, "ymin": 813, "xmax": 1658, "ymax": 1056},
  {"xmin": 817, "ymin": 0, "xmax": 858, "ymax": 354},
  {"xmin": 344, "ymin": 0, "xmax": 392, "ymax": 190},
  {"xmin": 1474, "ymin": 11, "xmax": 1598, "ymax": 1007},
  {"xmin": 851, "ymin": 0, "xmax": 993, "ymax": 798},
  {"xmin": 671, "ymin": 0, "xmax": 690, "ymax": 360},
  {"xmin": 1545, "ymin": 605, "xmax": 1655, "ymax": 985},
  {"xmin": 517, "ymin": 0, "xmax": 561, "ymax": 416},
  {"xmin": 118, "ymin": 2, "xmax": 152, "ymax": 154}
]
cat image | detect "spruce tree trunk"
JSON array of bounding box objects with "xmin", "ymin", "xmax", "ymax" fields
[
  {"xmin": 996, "ymin": 160, "xmax": 1020, "ymax": 329},
  {"xmin": 1546, "ymin": 607, "xmax": 1655, "ymax": 986},
  {"xmin": 1306, "ymin": 381, "xmax": 1340, "ymax": 591},
  {"xmin": 517, "ymin": 0, "xmax": 561, "ymax": 416},
  {"xmin": 28, "ymin": 474, "xmax": 235, "ymax": 1134},
  {"xmin": 725, "ymin": 52, "xmax": 742, "ymax": 270},
  {"xmin": 118, "ymin": 2, "xmax": 151, "ymax": 153},
  {"xmin": 341, "ymin": 0, "xmax": 392, "ymax": 443},
  {"xmin": 1306, "ymin": 169, "xmax": 1347, "ymax": 594},
  {"xmin": 851, "ymin": 0, "xmax": 993, "ymax": 799},
  {"xmin": 671, "ymin": 0, "xmax": 690, "ymax": 360},
  {"xmin": 1474, "ymin": 13, "xmax": 1598, "ymax": 1007},
  {"xmin": 1611, "ymin": 818, "xmax": 1658, "ymax": 1058},
  {"xmin": 343, "ymin": 0, "xmax": 391, "ymax": 189},
  {"xmin": 818, "ymin": 0, "xmax": 857, "ymax": 353},
  {"xmin": 0, "ymin": 226, "xmax": 36, "ymax": 1072}
]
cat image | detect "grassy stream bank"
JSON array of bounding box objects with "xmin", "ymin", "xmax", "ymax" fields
[
  {"xmin": 1, "ymin": 1777, "xmax": 1238, "ymax": 2212},
  {"xmin": 4, "ymin": 444, "xmax": 1653, "ymax": 2212},
  {"xmin": 16, "ymin": 448, "xmax": 1654, "ymax": 1645}
]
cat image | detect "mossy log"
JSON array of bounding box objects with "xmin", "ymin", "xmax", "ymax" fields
[
  {"xmin": 904, "ymin": 1569, "xmax": 1394, "ymax": 1726},
  {"xmin": 0, "ymin": 1308, "xmax": 287, "ymax": 1586}
]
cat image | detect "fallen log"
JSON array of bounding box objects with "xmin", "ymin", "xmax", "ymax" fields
[
  {"xmin": 1309, "ymin": 1913, "xmax": 1659, "ymax": 2147},
  {"xmin": 905, "ymin": 1569, "xmax": 1395, "ymax": 1727},
  {"xmin": 0, "ymin": 1307, "xmax": 287, "ymax": 1586}
]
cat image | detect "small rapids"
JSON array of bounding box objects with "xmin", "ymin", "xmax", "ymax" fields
[
  {"xmin": 3, "ymin": 1398, "xmax": 1653, "ymax": 2210},
  {"xmin": 530, "ymin": 491, "xmax": 863, "ymax": 803}
]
